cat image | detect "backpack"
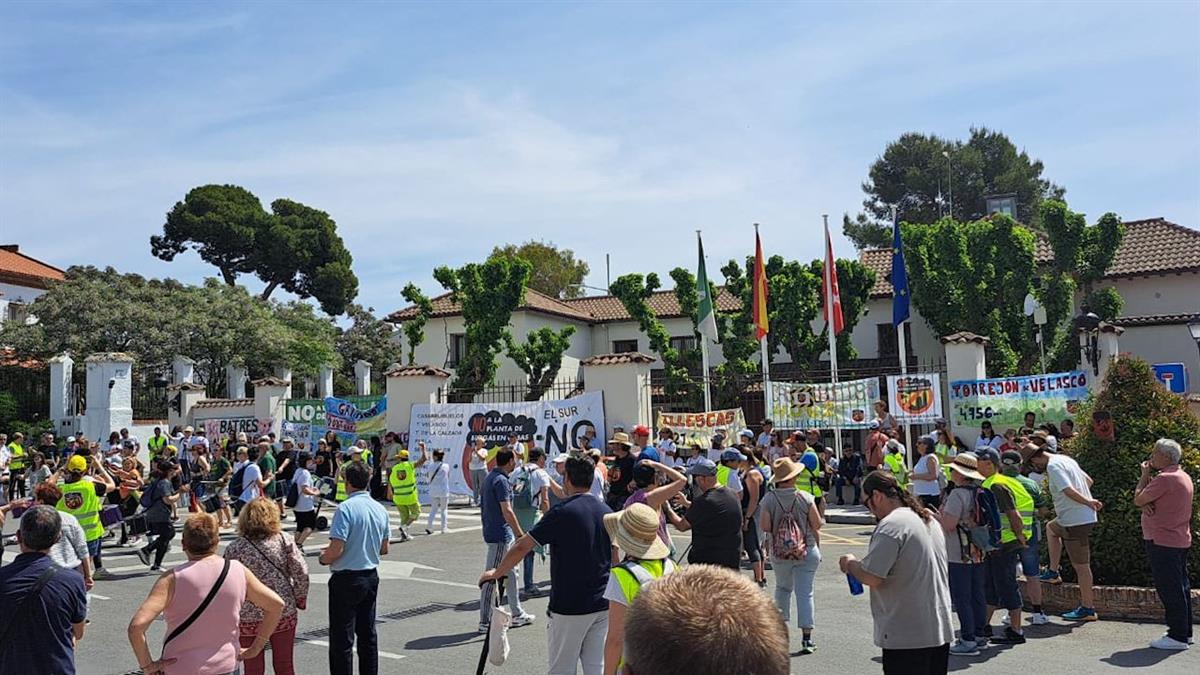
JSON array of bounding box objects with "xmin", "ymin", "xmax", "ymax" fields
[
  {"xmin": 960, "ymin": 485, "xmax": 1002, "ymax": 558},
  {"xmin": 229, "ymin": 464, "xmax": 247, "ymax": 500},
  {"xmin": 139, "ymin": 481, "xmax": 158, "ymax": 509},
  {"xmin": 284, "ymin": 479, "xmax": 300, "ymax": 508},
  {"xmin": 770, "ymin": 493, "xmax": 809, "ymax": 561},
  {"xmin": 511, "ymin": 467, "xmax": 536, "ymax": 511}
]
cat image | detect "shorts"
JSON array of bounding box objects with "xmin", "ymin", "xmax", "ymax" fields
[
  {"xmin": 294, "ymin": 510, "xmax": 317, "ymax": 532},
  {"xmin": 985, "ymin": 547, "xmax": 1022, "ymax": 610},
  {"xmin": 1018, "ymin": 525, "xmax": 1041, "ymax": 576},
  {"xmin": 86, "ymin": 539, "xmax": 101, "ymax": 558},
  {"xmin": 394, "ymin": 501, "xmax": 420, "ymax": 524},
  {"xmin": 1047, "ymin": 519, "xmax": 1095, "ymax": 565}
]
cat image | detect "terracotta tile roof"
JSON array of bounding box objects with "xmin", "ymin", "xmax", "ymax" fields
[
  {"xmin": 1112, "ymin": 312, "xmax": 1200, "ymax": 327},
  {"xmin": 565, "ymin": 289, "xmax": 740, "ymax": 323},
  {"xmin": 383, "ymin": 364, "xmax": 452, "ymax": 378},
  {"xmin": 940, "ymin": 331, "xmax": 991, "ymax": 345},
  {"xmin": 166, "ymin": 382, "xmax": 207, "ymax": 391},
  {"xmin": 0, "ymin": 245, "xmax": 65, "ymax": 290},
  {"xmin": 251, "ymin": 376, "xmax": 291, "ymax": 387},
  {"xmin": 861, "ymin": 218, "xmax": 1198, "ymax": 298},
  {"xmin": 387, "ymin": 286, "xmax": 741, "ymax": 324},
  {"xmin": 385, "ymin": 288, "xmax": 595, "ymax": 323},
  {"xmin": 193, "ymin": 398, "xmax": 253, "ymax": 409},
  {"xmin": 580, "ymin": 352, "xmax": 656, "ymax": 366}
]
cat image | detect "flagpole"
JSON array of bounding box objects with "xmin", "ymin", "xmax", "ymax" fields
[
  {"xmin": 893, "ymin": 206, "xmax": 912, "ymax": 462},
  {"xmin": 755, "ymin": 223, "xmax": 771, "ymax": 421},
  {"xmin": 823, "ymin": 215, "xmax": 842, "ymax": 459},
  {"xmin": 698, "ymin": 229, "xmax": 713, "ymax": 412}
]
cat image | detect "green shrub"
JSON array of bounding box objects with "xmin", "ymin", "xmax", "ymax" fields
[
  {"xmin": 1067, "ymin": 357, "xmax": 1200, "ymax": 587},
  {"xmin": 0, "ymin": 392, "xmax": 19, "ymax": 433}
]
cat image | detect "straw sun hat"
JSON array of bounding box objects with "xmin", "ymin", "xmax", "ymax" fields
[{"xmin": 604, "ymin": 503, "xmax": 670, "ymax": 560}]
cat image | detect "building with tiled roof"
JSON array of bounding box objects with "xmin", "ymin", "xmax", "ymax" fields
[
  {"xmin": 853, "ymin": 218, "xmax": 1200, "ymax": 393},
  {"xmin": 0, "ymin": 244, "xmax": 65, "ymax": 326}
]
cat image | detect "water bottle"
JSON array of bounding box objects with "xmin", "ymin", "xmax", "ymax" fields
[{"xmin": 847, "ymin": 573, "xmax": 864, "ymax": 596}]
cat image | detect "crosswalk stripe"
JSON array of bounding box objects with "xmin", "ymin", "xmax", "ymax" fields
[{"xmin": 299, "ymin": 639, "xmax": 405, "ymax": 660}]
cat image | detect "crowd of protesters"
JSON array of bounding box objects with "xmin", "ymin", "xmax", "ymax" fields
[{"xmin": 0, "ymin": 405, "xmax": 1193, "ymax": 674}]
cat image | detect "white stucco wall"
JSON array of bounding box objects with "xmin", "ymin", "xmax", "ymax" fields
[
  {"xmin": 592, "ymin": 318, "xmax": 729, "ymax": 368},
  {"xmin": 1117, "ymin": 324, "xmax": 1200, "ymax": 393},
  {"xmin": 1094, "ymin": 273, "xmax": 1200, "ymax": 315},
  {"xmin": 0, "ymin": 281, "xmax": 46, "ymax": 327},
  {"xmin": 849, "ymin": 299, "xmax": 944, "ymax": 363}
]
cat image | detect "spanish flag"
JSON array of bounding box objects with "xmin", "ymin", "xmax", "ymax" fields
[{"xmin": 753, "ymin": 230, "xmax": 769, "ymax": 340}]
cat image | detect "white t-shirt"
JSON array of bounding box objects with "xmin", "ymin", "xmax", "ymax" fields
[
  {"xmin": 527, "ymin": 466, "xmax": 551, "ymax": 503},
  {"xmin": 725, "ymin": 468, "xmax": 743, "ymax": 494},
  {"xmin": 240, "ymin": 462, "xmax": 263, "ymax": 502},
  {"xmin": 426, "ymin": 460, "xmax": 451, "ymax": 498},
  {"xmin": 975, "ymin": 435, "xmax": 1003, "ymax": 451},
  {"xmin": 756, "ymin": 432, "xmax": 772, "ymax": 449},
  {"xmin": 590, "ymin": 470, "xmax": 605, "ymax": 500},
  {"xmin": 293, "ymin": 468, "xmax": 315, "ymax": 512},
  {"xmin": 468, "ymin": 447, "xmax": 487, "ymax": 471},
  {"xmin": 1045, "ymin": 454, "xmax": 1097, "ymax": 527},
  {"xmin": 911, "ymin": 454, "xmax": 941, "ymax": 496},
  {"xmin": 656, "ymin": 440, "xmax": 679, "ymax": 466}
]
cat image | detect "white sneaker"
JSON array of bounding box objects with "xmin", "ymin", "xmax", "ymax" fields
[
  {"xmin": 510, "ymin": 613, "xmax": 536, "ymax": 628},
  {"xmin": 1149, "ymin": 636, "xmax": 1189, "ymax": 651},
  {"xmin": 1029, "ymin": 612, "xmax": 1049, "ymax": 625},
  {"xmin": 1001, "ymin": 615, "xmax": 1010, "ymax": 626}
]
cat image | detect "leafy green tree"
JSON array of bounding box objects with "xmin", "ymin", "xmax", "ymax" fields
[
  {"xmin": 151, "ymin": 185, "xmax": 268, "ymax": 285},
  {"xmin": 489, "ymin": 240, "xmax": 590, "ymax": 299},
  {"xmin": 902, "ymin": 215, "xmax": 1039, "ymax": 375},
  {"xmin": 257, "ymin": 199, "xmax": 359, "ymax": 315},
  {"xmin": 1035, "ymin": 201, "xmax": 1125, "ymax": 371},
  {"xmin": 503, "ymin": 326, "xmax": 578, "ymax": 400},
  {"xmin": 609, "ymin": 272, "xmax": 701, "ymax": 404},
  {"xmin": 1070, "ymin": 358, "xmax": 1200, "ymax": 586},
  {"xmin": 335, "ymin": 304, "xmax": 403, "ymax": 391},
  {"xmin": 399, "ymin": 283, "xmax": 433, "ymax": 365},
  {"xmin": 152, "ymin": 184, "xmax": 359, "ymax": 315},
  {"xmin": 845, "ymin": 128, "xmax": 1065, "ymax": 249},
  {"xmin": 433, "ymin": 258, "xmax": 532, "ymax": 402}
]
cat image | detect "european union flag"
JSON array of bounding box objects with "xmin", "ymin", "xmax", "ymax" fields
[{"xmin": 891, "ymin": 218, "xmax": 909, "ymax": 326}]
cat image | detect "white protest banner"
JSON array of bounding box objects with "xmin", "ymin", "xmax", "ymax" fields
[
  {"xmin": 657, "ymin": 408, "xmax": 746, "ymax": 459},
  {"xmin": 768, "ymin": 377, "xmax": 880, "ymax": 429},
  {"xmin": 885, "ymin": 373, "xmax": 944, "ymax": 423},
  {"xmin": 408, "ymin": 391, "xmax": 606, "ymax": 504}
]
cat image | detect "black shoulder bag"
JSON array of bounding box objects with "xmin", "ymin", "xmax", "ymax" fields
[
  {"xmin": 0, "ymin": 565, "xmax": 60, "ymax": 650},
  {"xmin": 163, "ymin": 559, "xmax": 232, "ymax": 646}
]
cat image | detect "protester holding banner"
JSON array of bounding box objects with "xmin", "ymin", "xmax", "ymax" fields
[{"xmin": 424, "ymin": 448, "xmax": 452, "ymax": 535}]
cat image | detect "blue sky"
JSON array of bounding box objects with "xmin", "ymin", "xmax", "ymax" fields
[{"xmin": 2, "ymin": 0, "xmax": 1197, "ymax": 318}]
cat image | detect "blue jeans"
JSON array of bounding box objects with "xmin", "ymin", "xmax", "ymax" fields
[
  {"xmin": 1145, "ymin": 540, "xmax": 1193, "ymax": 643},
  {"xmin": 948, "ymin": 562, "xmax": 987, "ymax": 642},
  {"xmin": 523, "ymin": 549, "xmax": 536, "ymax": 591},
  {"xmin": 772, "ymin": 547, "xmax": 822, "ymax": 629}
]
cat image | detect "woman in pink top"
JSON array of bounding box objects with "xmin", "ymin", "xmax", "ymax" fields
[{"xmin": 128, "ymin": 513, "xmax": 285, "ymax": 675}]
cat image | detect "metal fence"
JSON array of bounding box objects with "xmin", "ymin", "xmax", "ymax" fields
[
  {"xmin": 0, "ymin": 365, "xmax": 49, "ymax": 424},
  {"xmin": 437, "ymin": 378, "xmax": 585, "ymax": 404},
  {"xmin": 131, "ymin": 383, "xmax": 169, "ymax": 420}
]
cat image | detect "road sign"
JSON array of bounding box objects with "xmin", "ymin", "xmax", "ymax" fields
[{"xmin": 1152, "ymin": 363, "xmax": 1188, "ymax": 394}]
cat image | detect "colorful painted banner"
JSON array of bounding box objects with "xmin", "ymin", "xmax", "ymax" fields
[
  {"xmin": 408, "ymin": 392, "xmax": 605, "ymax": 502},
  {"xmin": 657, "ymin": 408, "xmax": 747, "ymax": 454},
  {"xmin": 767, "ymin": 377, "xmax": 881, "ymax": 429},
  {"xmin": 202, "ymin": 417, "xmax": 272, "ymax": 440},
  {"xmin": 885, "ymin": 373, "xmax": 944, "ymax": 423},
  {"xmin": 284, "ymin": 395, "xmax": 386, "ymax": 450},
  {"xmin": 948, "ymin": 371, "xmax": 1089, "ymax": 429}
]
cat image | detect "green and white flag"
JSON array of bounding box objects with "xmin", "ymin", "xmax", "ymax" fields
[{"xmin": 696, "ymin": 233, "xmax": 719, "ymax": 344}]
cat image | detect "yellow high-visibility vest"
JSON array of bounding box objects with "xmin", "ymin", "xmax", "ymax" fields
[
  {"xmin": 982, "ymin": 473, "xmax": 1034, "ymax": 544},
  {"xmin": 58, "ymin": 478, "xmax": 104, "ymax": 542},
  {"xmin": 389, "ymin": 461, "xmax": 418, "ymax": 506}
]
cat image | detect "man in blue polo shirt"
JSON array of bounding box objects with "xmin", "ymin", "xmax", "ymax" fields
[
  {"xmin": 0, "ymin": 505, "xmax": 87, "ymax": 674},
  {"xmin": 319, "ymin": 461, "xmax": 391, "ymax": 675},
  {"xmin": 478, "ymin": 448, "xmax": 535, "ymax": 633},
  {"xmin": 482, "ymin": 454, "xmax": 614, "ymax": 675}
]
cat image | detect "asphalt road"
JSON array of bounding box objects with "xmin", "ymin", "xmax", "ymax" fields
[{"xmin": 5, "ymin": 503, "xmax": 1197, "ymax": 675}]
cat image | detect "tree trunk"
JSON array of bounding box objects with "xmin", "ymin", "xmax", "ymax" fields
[
  {"xmin": 259, "ymin": 280, "xmax": 281, "ymax": 301},
  {"xmin": 220, "ymin": 267, "xmax": 238, "ymax": 286}
]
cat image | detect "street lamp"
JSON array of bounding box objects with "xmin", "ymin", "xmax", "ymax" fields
[
  {"xmin": 1188, "ymin": 316, "xmax": 1200, "ymax": 362},
  {"xmin": 1076, "ymin": 311, "xmax": 1102, "ymax": 376},
  {"xmin": 942, "ymin": 150, "xmax": 953, "ymax": 218}
]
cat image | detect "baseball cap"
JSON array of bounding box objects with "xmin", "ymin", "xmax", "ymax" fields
[
  {"xmin": 553, "ymin": 453, "xmax": 568, "ymax": 464},
  {"xmin": 282, "ymin": 437, "xmax": 295, "ymax": 444},
  {"xmin": 975, "ymin": 447, "xmax": 1001, "ymax": 466},
  {"xmin": 183, "ymin": 425, "xmax": 194, "ymax": 433},
  {"xmin": 398, "ymin": 449, "xmax": 410, "ymax": 459},
  {"xmin": 632, "ymin": 424, "xmax": 651, "ymax": 437},
  {"xmin": 720, "ymin": 449, "xmax": 747, "ymax": 463},
  {"xmin": 66, "ymin": 436, "xmax": 75, "ymax": 443},
  {"xmin": 1000, "ymin": 450, "xmax": 1023, "ymax": 471},
  {"xmin": 67, "ymin": 455, "xmax": 87, "ymax": 472},
  {"xmin": 688, "ymin": 458, "xmax": 718, "ymax": 476},
  {"xmin": 738, "ymin": 428, "xmax": 754, "ymax": 439},
  {"xmin": 868, "ymin": 420, "xmax": 880, "ymax": 430}
]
